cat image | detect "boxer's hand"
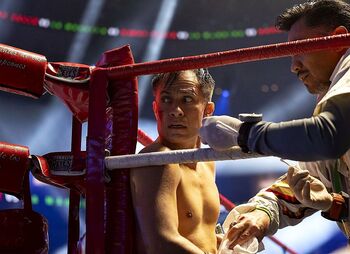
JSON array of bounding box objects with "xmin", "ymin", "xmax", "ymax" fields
[
  {"xmin": 199, "ymin": 115, "xmax": 242, "ymax": 150},
  {"xmin": 287, "ymin": 166, "xmax": 332, "ymax": 211},
  {"xmin": 226, "ymin": 209, "xmax": 270, "ymax": 249}
]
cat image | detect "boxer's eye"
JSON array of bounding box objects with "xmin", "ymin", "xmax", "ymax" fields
[
  {"xmin": 183, "ymin": 96, "xmax": 193, "ymax": 103},
  {"xmin": 161, "ymin": 96, "xmax": 171, "ymax": 103}
]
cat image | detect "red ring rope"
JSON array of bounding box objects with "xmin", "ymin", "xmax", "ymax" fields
[{"xmin": 106, "ymin": 34, "xmax": 350, "ymax": 79}]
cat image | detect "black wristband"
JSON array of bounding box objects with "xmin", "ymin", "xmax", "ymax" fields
[
  {"xmin": 237, "ymin": 113, "xmax": 262, "ymax": 153},
  {"xmin": 237, "ymin": 122, "xmax": 255, "ymax": 153}
]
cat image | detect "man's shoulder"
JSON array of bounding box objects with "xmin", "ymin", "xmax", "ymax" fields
[
  {"xmin": 133, "ymin": 142, "xmax": 179, "ymax": 174},
  {"xmin": 139, "ymin": 142, "xmax": 173, "ymax": 157}
]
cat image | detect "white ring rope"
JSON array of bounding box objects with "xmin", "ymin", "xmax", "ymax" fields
[{"xmin": 105, "ymin": 147, "xmax": 265, "ymax": 170}]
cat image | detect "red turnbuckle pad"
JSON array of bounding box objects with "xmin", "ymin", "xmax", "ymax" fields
[
  {"xmin": 0, "ymin": 44, "xmax": 47, "ymax": 98},
  {"xmin": 31, "ymin": 152, "xmax": 86, "ymax": 194},
  {"xmin": 44, "ymin": 62, "xmax": 91, "ymax": 122},
  {"xmin": 0, "ymin": 142, "xmax": 30, "ymax": 196}
]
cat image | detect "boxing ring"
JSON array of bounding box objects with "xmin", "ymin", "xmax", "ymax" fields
[{"xmin": 1, "ymin": 33, "xmax": 350, "ymax": 254}]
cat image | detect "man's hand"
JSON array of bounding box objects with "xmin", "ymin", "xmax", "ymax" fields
[
  {"xmin": 287, "ymin": 166, "xmax": 333, "ymax": 211},
  {"xmin": 225, "ymin": 209, "xmax": 270, "ymax": 249},
  {"xmin": 199, "ymin": 115, "xmax": 242, "ymax": 150},
  {"xmin": 216, "ymin": 233, "xmax": 224, "ymax": 249}
]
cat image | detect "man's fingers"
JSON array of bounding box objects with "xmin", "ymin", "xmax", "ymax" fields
[
  {"xmin": 226, "ymin": 217, "xmax": 260, "ymax": 249},
  {"xmin": 302, "ymin": 180, "xmax": 311, "ymax": 201},
  {"xmin": 292, "ymin": 177, "xmax": 309, "ymax": 201},
  {"xmin": 286, "ymin": 166, "xmax": 295, "ymax": 185},
  {"xmin": 229, "ymin": 221, "xmax": 237, "ymax": 229},
  {"xmin": 293, "ymin": 175, "xmax": 308, "ymax": 191},
  {"xmin": 226, "ymin": 222, "xmax": 246, "ymax": 247},
  {"xmin": 228, "ymin": 228, "xmax": 254, "ymax": 249},
  {"xmin": 287, "ymin": 167, "xmax": 309, "ymax": 187}
]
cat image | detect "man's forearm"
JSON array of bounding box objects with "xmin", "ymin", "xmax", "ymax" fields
[{"xmin": 247, "ymin": 94, "xmax": 350, "ymax": 161}]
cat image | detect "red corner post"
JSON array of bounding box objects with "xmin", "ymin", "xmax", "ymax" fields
[
  {"xmin": 85, "ymin": 45, "xmax": 138, "ymax": 254},
  {"xmin": 86, "ymin": 69, "xmax": 108, "ymax": 254},
  {"xmin": 97, "ymin": 45, "xmax": 138, "ymax": 254}
]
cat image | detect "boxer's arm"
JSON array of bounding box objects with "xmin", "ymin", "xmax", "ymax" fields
[{"xmin": 247, "ymin": 93, "xmax": 350, "ymax": 161}]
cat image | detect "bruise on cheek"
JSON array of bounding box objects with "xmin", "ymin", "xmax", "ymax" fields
[{"xmin": 157, "ymin": 109, "xmax": 164, "ymax": 121}]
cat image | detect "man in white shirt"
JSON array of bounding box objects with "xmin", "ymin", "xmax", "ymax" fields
[{"xmin": 199, "ymin": 0, "xmax": 350, "ymax": 249}]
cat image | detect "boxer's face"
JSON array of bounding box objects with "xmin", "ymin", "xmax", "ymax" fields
[
  {"xmin": 153, "ymin": 70, "xmax": 214, "ymax": 149},
  {"xmin": 288, "ymin": 18, "xmax": 345, "ymax": 95}
]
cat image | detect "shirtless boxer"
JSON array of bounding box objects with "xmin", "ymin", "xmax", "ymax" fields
[{"xmin": 130, "ymin": 69, "xmax": 220, "ymax": 254}]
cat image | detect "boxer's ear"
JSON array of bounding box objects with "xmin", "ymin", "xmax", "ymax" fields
[
  {"xmin": 204, "ymin": 102, "xmax": 215, "ymax": 116},
  {"xmin": 153, "ymin": 101, "xmax": 159, "ymax": 120},
  {"xmin": 331, "ymin": 26, "xmax": 348, "ymax": 53}
]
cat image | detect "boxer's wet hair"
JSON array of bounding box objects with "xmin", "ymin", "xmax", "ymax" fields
[
  {"xmin": 152, "ymin": 68, "xmax": 215, "ymax": 102},
  {"xmin": 276, "ymin": 0, "xmax": 350, "ymax": 31}
]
